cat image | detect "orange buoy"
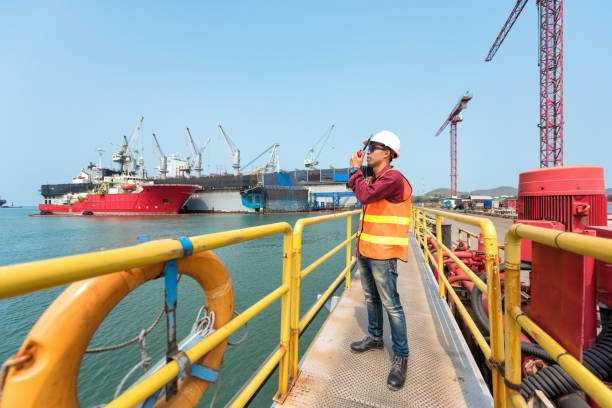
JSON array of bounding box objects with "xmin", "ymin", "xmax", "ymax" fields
[{"xmin": 0, "ymin": 251, "xmax": 234, "ymax": 407}]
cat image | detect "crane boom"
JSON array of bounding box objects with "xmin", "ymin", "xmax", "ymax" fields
[
  {"xmin": 152, "ymin": 132, "xmax": 164, "ymax": 157},
  {"xmin": 484, "ymin": 0, "xmax": 564, "ymax": 167},
  {"xmin": 126, "ymin": 115, "xmax": 144, "ymax": 155},
  {"xmin": 202, "ymin": 137, "xmax": 211, "ymax": 150},
  {"xmin": 435, "ymin": 93, "xmax": 472, "ymax": 137},
  {"xmin": 186, "ymin": 127, "xmax": 198, "ymax": 158},
  {"xmin": 218, "ymin": 124, "xmax": 240, "ymax": 175},
  {"xmin": 240, "ymin": 143, "xmax": 278, "ymax": 171},
  {"xmin": 485, "ymin": 0, "xmax": 529, "ymax": 62},
  {"xmin": 305, "ymin": 124, "xmax": 335, "ymax": 169},
  {"xmin": 151, "ymin": 132, "xmax": 168, "ymax": 179}
]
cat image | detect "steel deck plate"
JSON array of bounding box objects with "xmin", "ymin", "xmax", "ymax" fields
[{"xmin": 276, "ymin": 236, "xmax": 492, "ymax": 407}]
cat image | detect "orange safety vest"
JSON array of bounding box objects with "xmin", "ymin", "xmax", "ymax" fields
[{"xmin": 356, "ymin": 168, "xmax": 412, "ymax": 262}]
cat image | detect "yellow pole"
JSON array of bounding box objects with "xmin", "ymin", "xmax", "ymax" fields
[
  {"xmin": 346, "ymin": 214, "xmax": 352, "ymax": 289},
  {"xmin": 289, "ymin": 222, "xmax": 304, "ymax": 380},
  {"xmin": 422, "ymin": 210, "xmax": 429, "ymax": 263},
  {"xmin": 481, "ymin": 220, "xmax": 506, "ymax": 408},
  {"xmin": 436, "ymin": 215, "xmax": 445, "ymax": 299},
  {"xmin": 504, "ymin": 230, "xmax": 524, "ymax": 407},
  {"xmin": 276, "ymin": 229, "xmax": 293, "ymax": 399}
]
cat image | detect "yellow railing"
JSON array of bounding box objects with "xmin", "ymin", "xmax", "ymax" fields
[
  {"xmin": 0, "ymin": 211, "xmax": 360, "ymax": 407},
  {"xmin": 412, "ymin": 207, "xmax": 506, "ymax": 408},
  {"xmin": 288, "ymin": 210, "xmax": 360, "ymax": 383},
  {"xmin": 504, "ymin": 224, "xmax": 612, "ymax": 408},
  {"xmin": 413, "ymin": 208, "xmax": 612, "ymax": 408}
]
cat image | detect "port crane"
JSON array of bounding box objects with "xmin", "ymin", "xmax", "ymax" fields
[
  {"xmin": 240, "ymin": 143, "xmax": 280, "ymax": 174},
  {"xmin": 304, "ymin": 124, "xmax": 335, "ymax": 169},
  {"xmin": 485, "ymin": 0, "xmax": 563, "ymax": 168},
  {"xmin": 186, "ymin": 127, "xmax": 211, "ymax": 178},
  {"xmin": 218, "ymin": 124, "xmax": 240, "ymax": 176},
  {"xmin": 112, "ymin": 115, "xmax": 144, "ymax": 175},
  {"xmin": 151, "ymin": 132, "xmax": 168, "ymax": 179},
  {"xmin": 435, "ymin": 92, "xmax": 472, "ymax": 198}
]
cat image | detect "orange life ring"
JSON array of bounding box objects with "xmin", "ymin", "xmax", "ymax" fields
[{"xmin": 1, "ymin": 250, "xmax": 234, "ymax": 407}]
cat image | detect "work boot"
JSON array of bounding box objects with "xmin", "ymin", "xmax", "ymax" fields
[
  {"xmin": 387, "ymin": 354, "xmax": 408, "ymax": 390},
  {"xmin": 350, "ymin": 336, "xmax": 383, "ymax": 353}
]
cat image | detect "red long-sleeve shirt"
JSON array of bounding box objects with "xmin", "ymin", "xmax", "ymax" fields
[{"xmin": 348, "ymin": 165, "xmax": 407, "ymax": 204}]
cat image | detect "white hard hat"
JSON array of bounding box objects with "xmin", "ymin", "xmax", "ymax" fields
[{"xmin": 367, "ymin": 130, "xmax": 400, "ymax": 158}]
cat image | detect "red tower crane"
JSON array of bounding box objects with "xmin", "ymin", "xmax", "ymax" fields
[
  {"xmin": 435, "ymin": 92, "xmax": 473, "ymax": 198},
  {"xmin": 485, "ymin": 0, "xmax": 564, "ymax": 168}
]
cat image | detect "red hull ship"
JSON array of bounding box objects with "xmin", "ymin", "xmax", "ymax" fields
[{"xmin": 39, "ymin": 183, "xmax": 197, "ymax": 216}]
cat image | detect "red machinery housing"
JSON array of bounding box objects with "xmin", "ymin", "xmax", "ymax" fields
[
  {"xmin": 516, "ymin": 165, "xmax": 609, "ymax": 359},
  {"xmin": 518, "ymin": 165, "xmax": 607, "ymax": 233}
]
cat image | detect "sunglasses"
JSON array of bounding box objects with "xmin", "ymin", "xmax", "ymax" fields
[{"xmin": 367, "ymin": 144, "xmax": 388, "ymax": 153}]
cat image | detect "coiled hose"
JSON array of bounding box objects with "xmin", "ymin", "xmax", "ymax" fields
[
  {"xmin": 521, "ymin": 326, "xmax": 612, "ymax": 400},
  {"xmin": 469, "ymin": 262, "xmax": 612, "ymax": 401},
  {"xmin": 472, "ymin": 270, "xmax": 557, "ymax": 365}
]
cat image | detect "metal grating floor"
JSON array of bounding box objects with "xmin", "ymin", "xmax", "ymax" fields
[{"xmin": 276, "ymin": 236, "xmax": 493, "ymax": 408}]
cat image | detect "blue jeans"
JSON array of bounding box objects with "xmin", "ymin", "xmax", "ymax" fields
[{"xmin": 358, "ymin": 256, "xmax": 409, "ymax": 357}]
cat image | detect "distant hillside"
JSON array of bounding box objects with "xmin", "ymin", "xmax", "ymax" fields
[
  {"xmin": 425, "ymin": 186, "xmax": 517, "ymax": 198},
  {"xmin": 424, "ymin": 188, "xmax": 468, "ymax": 197},
  {"xmin": 470, "ymin": 186, "xmax": 518, "ymax": 197}
]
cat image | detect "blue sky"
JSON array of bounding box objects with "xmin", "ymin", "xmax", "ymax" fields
[{"xmin": 1, "ymin": 1, "xmax": 610, "ymax": 204}]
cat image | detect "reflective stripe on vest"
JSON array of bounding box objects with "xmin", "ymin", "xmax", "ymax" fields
[
  {"xmin": 357, "ymin": 232, "xmax": 409, "ymax": 246},
  {"xmin": 360, "ymin": 213, "xmax": 410, "ymax": 225}
]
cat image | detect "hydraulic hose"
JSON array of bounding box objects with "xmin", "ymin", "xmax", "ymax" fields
[
  {"xmin": 471, "ymin": 273, "xmax": 490, "ymax": 334},
  {"xmin": 521, "ymin": 326, "xmax": 612, "ymax": 400}
]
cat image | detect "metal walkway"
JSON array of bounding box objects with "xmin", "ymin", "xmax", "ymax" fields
[{"xmin": 277, "ymin": 236, "xmax": 493, "ymax": 408}]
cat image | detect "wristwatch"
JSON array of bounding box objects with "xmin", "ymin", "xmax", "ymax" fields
[{"xmin": 349, "ymin": 167, "xmax": 361, "ymax": 176}]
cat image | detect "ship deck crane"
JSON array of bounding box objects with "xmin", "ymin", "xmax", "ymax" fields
[
  {"xmin": 218, "ymin": 124, "xmax": 240, "ymax": 176},
  {"xmin": 435, "ymin": 92, "xmax": 472, "ymax": 198},
  {"xmin": 112, "ymin": 115, "xmax": 144, "ymax": 174},
  {"xmin": 240, "ymin": 143, "xmax": 280, "ymax": 174},
  {"xmin": 151, "ymin": 132, "xmax": 168, "ymax": 179},
  {"xmin": 305, "ymin": 124, "xmax": 335, "ymax": 169},
  {"xmin": 485, "ymin": 0, "xmax": 563, "ymax": 168},
  {"xmin": 186, "ymin": 127, "xmax": 211, "ymax": 178}
]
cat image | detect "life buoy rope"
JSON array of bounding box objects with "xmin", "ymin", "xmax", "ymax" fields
[{"xmin": 0, "ymin": 250, "xmax": 234, "ymax": 408}]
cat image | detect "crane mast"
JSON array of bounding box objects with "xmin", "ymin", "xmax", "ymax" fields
[
  {"xmin": 151, "ymin": 133, "xmax": 168, "ymax": 179},
  {"xmin": 218, "ymin": 124, "xmax": 240, "ymax": 176},
  {"xmin": 435, "ymin": 92, "xmax": 472, "ymax": 198},
  {"xmin": 485, "ymin": 0, "xmax": 564, "ymax": 167}
]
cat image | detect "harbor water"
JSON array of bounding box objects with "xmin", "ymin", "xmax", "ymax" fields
[{"xmin": 0, "ymin": 207, "xmax": 359, "ymax": 407}]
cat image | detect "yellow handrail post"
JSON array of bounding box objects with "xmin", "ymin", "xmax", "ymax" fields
[
  {"xmin": 481, "ymin": 219, "xmax": 506, "ymax": 408},
  {"xmin": 346, "ymin": 214, "xmax": 352, "ymax": 289},
  {"xmin": 504, "ymin": 230, "xmax": 525, "ymax": 407},
  {"xmin": 436, "ymin": 215, "xmax": 445, "ymax": 299},
  {"xmin": 276, "ymin": 229, "xmax": 293, "ymax": 400},
  {"xmin": 422, "ymin": 210, "xmax": 429, "ymax": 263},
  {"xmin": 289, "ymin": 225, "xmax": 303, "ymax": 381},
  {"xmin": 416, "ymin": 208, "xmax": 420, "ymax": 239}
]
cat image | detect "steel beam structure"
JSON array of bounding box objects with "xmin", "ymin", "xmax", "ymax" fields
[
  {"xmin": 450, "ymin": 121, "xmax": 458, "ymax": 197},
  {"xmin": 435, "ymin": 92, "xmax": 472, "ymax": 198},
  {"xmin": 485, "ymin": 0, "xmax": 564, "ymax": 168},
  {"xmin": 538, "ymin": 0, "xmax": 564, "ymax": 167}
]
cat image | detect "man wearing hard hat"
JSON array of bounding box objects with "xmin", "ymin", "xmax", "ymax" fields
[{"xmin": 348, "ymin": 130, "xmax": 412, "ymax": 391}]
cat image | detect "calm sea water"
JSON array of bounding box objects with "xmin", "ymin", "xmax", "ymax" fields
[{"xmin": 0, "ymin": 207, "xmax": 359, "ymax": 407}]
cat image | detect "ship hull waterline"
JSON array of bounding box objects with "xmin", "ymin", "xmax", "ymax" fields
[{"xmin": 38, "ymin": 184, "xmax": 198, "ymax": 216}]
